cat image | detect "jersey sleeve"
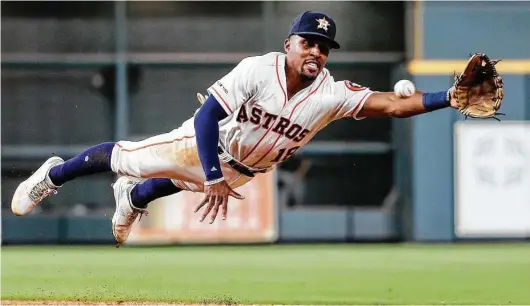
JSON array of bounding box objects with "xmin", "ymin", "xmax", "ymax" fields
[
  {"xmin": 206, "ymin": 57, "xmax": 258, "ymax": 115},
  {"xmin": 331, "ymin": 80, "xmax": 375, "ymax": 121}
]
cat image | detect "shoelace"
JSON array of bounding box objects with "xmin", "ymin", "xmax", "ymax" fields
[
  {"xmin": 123, "ymin": 207, "xmax": 149, "ymax": 225},
  {"xmin": 28, "ymin": 181, "xmax": 57, "ymax": 202},
  {"xmin": 137, "ymin": 210, "xmax": 149, "ymax": 223}
]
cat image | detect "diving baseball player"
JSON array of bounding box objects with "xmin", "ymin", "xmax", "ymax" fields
[{"xmin": 11, "ymin": 11, "xmax": 459, "ymax": 245}]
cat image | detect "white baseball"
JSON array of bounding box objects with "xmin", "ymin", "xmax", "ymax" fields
[{"xmin": 394, "ymin": 79, "xmax": 416, "ymax": 98}]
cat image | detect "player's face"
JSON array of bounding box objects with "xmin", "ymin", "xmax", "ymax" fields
[{"xmin": 285, "ymin": 35, "xmax": 330, "ymax": 81}]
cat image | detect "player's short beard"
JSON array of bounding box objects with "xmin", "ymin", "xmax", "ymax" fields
[{"xmin": 300, "ymin": 70, "xmax": 317, "ymax": 82}]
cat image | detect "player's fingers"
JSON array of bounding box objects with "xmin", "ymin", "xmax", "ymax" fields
[
  {"xmin": 200, "ymin": 196, "xmax": 216, "ymax": 222},
  {"xmin": 194, "ymin": 195, "xmax": 210, "ymax": 213},
  {"xmin": 209, "ymin": 196, "xmax": 223, "ymax": 224},
  {"xmin": 221, "ymin": 195, "xmax": 228, "ymax": 220},
  {"xmin": 194, "ymin": 195, "xmax": 209, "ymax": 213},
  {"xmin": 229, "ymin": 189, "xmax": 245, "ymax": 200}
]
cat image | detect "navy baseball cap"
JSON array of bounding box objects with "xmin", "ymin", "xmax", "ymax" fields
[{"xmin": 288, "ymin": 11, "xmax": 340, "ymax": 49}]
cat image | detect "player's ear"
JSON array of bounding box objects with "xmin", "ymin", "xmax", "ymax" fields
[{"xmin": 284, "ymin": 38, "xmax": 291, "ymax": 52}]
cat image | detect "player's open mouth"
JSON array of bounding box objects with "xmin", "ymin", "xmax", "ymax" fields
[{"xmin": 305, "ymin": 61, "xmax": 320, "ymax": 72}]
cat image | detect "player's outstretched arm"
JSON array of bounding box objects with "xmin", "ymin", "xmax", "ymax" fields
[
  {"xmin": 357, "ymin": 87, "xmax": 457, "ymax": 119},
  {"xmin": 193, "ymin": 95, "xmax": 244, "ymax": 224}
]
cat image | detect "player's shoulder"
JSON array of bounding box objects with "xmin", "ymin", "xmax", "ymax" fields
[
  {"xmin": 238, "ymin": 52, "xmax": 284, "ymax": 68},
  {"xmin": 321, "ymin": 69, "xmax": 370, "ymax": 93}
]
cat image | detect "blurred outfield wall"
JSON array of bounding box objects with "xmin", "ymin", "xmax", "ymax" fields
[{"xmin": 405, "ymin": 1, "xmax": 530, "ymax": 241}]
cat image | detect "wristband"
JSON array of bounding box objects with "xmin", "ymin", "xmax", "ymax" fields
[
  {"xmin": 422, "ymin": 90, "xmax": 451, "ymax": 111},
  {"xmin": 204, "ymin": 177, "xmax": 224, "ymax": 186}
]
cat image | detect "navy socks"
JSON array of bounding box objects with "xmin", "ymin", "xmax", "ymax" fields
[
  {"xmin": 48, "ymin": 142, "xmax": 115, "ymax": 186},
  {"xmin": 130, "ymin": 178, "xmax": 181, "ymax": 209},
  {"xmin": 47, "ymin": 141, "xmax": 181, "ymax": 209}
]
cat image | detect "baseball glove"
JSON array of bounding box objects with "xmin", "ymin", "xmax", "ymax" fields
[{"xmin": 453, "ymin": 53, "xmax": 504, "ymax": 120}]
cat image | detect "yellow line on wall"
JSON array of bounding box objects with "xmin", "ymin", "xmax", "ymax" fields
[
  {"xmin": 408, "ymin": 59, "xmax": 530, "ymax": 75},
  {"xmin": 413, "ymin": 0, "xmax": 423, "ymax": 59}
]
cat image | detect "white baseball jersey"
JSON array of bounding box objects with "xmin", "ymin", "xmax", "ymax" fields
[
  {"xmin": 111, "ymin": 52, "xmax": 374, "ymax": 192},
  {"xmin": 207, "ymin": 51, "xmax": 374, "ymax": 170}
]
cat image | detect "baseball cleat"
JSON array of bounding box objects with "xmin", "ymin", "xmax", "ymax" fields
[
  {"xmin": 11, "ymin": 156, "xmax": 64, "ymax": 216},
  {"xmin": 111, "ymin": 177, "xmax": 148, "ymax": 247}
]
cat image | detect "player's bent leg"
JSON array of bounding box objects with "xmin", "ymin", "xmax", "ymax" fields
[
  {"xmin": 129, "ymin": 178, "xmax": 181, "ymax": 209},
  {"xmin": 108, "ymin": 127, "xmax": 254, "ymax": 244},
  {"xmin": 11, "ymin": 142, "xmax": 117, "ymax": 216},
  {"xmin": 111, "ymin": 177, "xmax": 182, "ymax": 245}
]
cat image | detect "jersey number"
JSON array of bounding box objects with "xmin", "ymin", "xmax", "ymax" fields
[{"xmin": 271, "ymin": 146, "xmax": 300, "ymax": 163}]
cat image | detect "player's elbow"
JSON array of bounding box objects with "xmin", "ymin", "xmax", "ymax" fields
[{"xmin": 194, "ymin": 95, "xmax": 229, "ymax": 125}]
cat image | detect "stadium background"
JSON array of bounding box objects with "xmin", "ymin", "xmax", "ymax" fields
[{"xmin": 1, "ymin": 1, "xmax": 530, "ymax": 305}]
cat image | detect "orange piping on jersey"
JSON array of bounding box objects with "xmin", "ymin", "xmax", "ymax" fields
[
  {"xmin": 275, "ymin": 55, "xmax": 288, "ymax": 100},
  {"xmin": 250, "ymin": 70, "xmax": 329, "ymax": 167},
  {"xmin": 116, "ymin": 135, "xmax": 196, "ymax": 152},
  {"xmin": 211, "ymin": 87, "xmax": 233, "ymax": 113},
  {"xmin": 348, "ymin": 91, "xmax": 372, "ymax": 118},
  {"xmin": 240, "ymin": 55, "xmax": 288, "ymax": 163}
]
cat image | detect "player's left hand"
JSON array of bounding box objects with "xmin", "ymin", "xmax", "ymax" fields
[
  {"xmin": 194, "ymin": 180, "xmax": 244, "ymax": 224},
  {"xmin": 449, "ymin": 86, "xmax": 458, "ymax": 109},
  {"xmin": 451, "ymin": 53, "xmax": 504, "ymax": 120}
]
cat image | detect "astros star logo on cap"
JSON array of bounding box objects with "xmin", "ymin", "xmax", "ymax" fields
[{"xmin": 316, "ymin": 17, "xmax": 330, "ymax": 32}]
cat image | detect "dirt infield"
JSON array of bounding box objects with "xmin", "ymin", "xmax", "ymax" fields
[{"xmin": 1, "ymin": 302, "xmax": 252, "ymax": 306}]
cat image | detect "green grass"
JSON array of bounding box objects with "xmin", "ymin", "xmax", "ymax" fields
[{"xmin": 2, "ymin": 243, "xmax": 530, "ymax": 305}]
